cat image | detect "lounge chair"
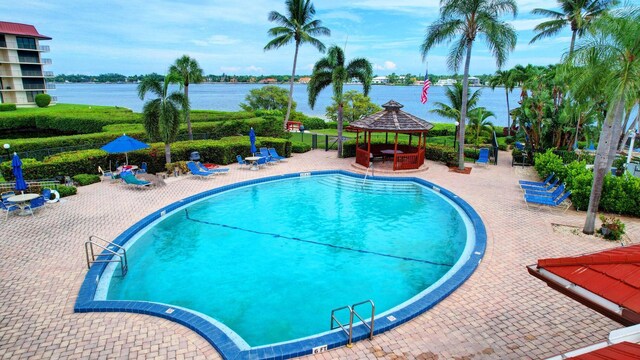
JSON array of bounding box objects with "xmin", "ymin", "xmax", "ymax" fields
[
  {"xmin": 121, "ymin": 173, "xmax": 151, "ymax": 187},
  {"xmin": 520, "ymin": 177, "xmax": 559, "ymax": 192},
  {"xmin": 268, "ymin": 148, "xmax": 287, "ymax": 161},
  {"xmin": 236, "ymin": 155, "xmax": 250, "ymax": 169},
  {"xmin": 475, "ymin": 148, "xmax": 490, "ymax": 166},
  {"xmin": 525, "ymin": 190, "xmax": 572, "ymax": 212},
  {"xmin": 519, "ymin": 172, "xmax": 555, "ymax": 187},
  {"xmin": 196, "ymin": 162, "xmax": 229, "ymax": 175},
  {"xmin": 259, "ymin": 148, "xmax": 278, "ymax": 164},
  {"xmin": 256, "ymin": 156, "xmax": 268, "ymax": 168},
  {"xmin": 0, "ymin": 201, "xmax": 19, "ymax": 220},
  {"xmin": 187, "ymin": 161, "xmax": 214, "ymax": 179},
  {"xmin": 524, "ymin": 183, "xmax": 565, "ymax": 198}
]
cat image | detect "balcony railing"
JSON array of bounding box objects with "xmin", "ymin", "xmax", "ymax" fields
[
  {"xmin": 0, "ymin": 56, "xmax": 51, "ymax": 64},
  {"xmin": 41, "ymin": 58, "xmax": 52, "ymax": 65},
  {"xmin": 0, "ymin": 41, "xmax": 49, "ymax": 51},
  {"xmin": 0, "ymin": 70, "xmax": 53, "ymax": 77},
  {"xmin": 21, "ymin": 70, "xmax": 44, "ymax": 77}
]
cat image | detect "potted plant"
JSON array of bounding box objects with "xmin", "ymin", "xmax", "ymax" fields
[{"xmin": 598, "ymin": 215, "xmax": 626, "ymax": 241}]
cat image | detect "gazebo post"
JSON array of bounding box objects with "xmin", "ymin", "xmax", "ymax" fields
[
  {"xmin": 385, "ymin": 132, "xmax": 388, "ymax": 144},
  {"xmin": 409, "ymin": 134, "xmax": 412, "ymax": 147},
  {"xmin": 393, "ymin": 132, "xmax": 399, "ymax": 170},
  {"xmin": 367, "ymin": 131, "xmax": 372, "ymax": 167},
  {"xmin": 356, "ymin": 130, "xmax": 359, "ymax": 147}
]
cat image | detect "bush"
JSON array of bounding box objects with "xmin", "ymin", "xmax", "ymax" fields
[
  {"xmin": 35, "ymin": 94, "xmax": 52, "ymax": 107},
  {"xmin": 72, "ymin": 173, "xmax": 101, "ymax": 186},
  {"xmin": 291, "ymin": 141, "xmax": 311, "ymax": 153},
  {"xmin": 56, "ymin": 185, "xmax": 77, "ymax": 197},
  {"xmin": 0, "ymin": 103, "xmax": 16, "ymax": 111},
  {"xmin": 598, "ymin": 215, "xmax": 625, "ymax": 241},
  {"xmin": 534, "ymin": 150, "xmax": 567, "ymax": 180},
  {"xmin": 301, "ymin": 117, "xmax": 327, "ymax": 130},
  {"xmin": 325, "ymin": 121, "xmax": 350, "ymax": 129},
  {"xmin": 427, "ymin": 123, "xmax": 456, "ymax": 137}
]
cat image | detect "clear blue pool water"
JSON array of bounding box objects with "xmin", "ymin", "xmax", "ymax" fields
[{"xmin": 105, "ymin": 174, "xmax": 468, "ymax": 346}]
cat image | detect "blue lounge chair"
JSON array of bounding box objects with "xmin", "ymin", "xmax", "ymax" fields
[
  {"xmin": 121, "ymin": 173, "xmax": 151, "ymax": 187},
  {"xmin": 268, "ymin": 148, "xmax": 287, "ymax": 161},
  {"xmin": 196, "ymin": 162, "xmax": 230, "ymax": 175},
  {"xmin": 525, "ymin": 190, "xmax": 572, "ymax": 212},
  {"xmin": 256, "ymin": 156, "xmax": 268, "ymax": 168},
  {"xmin": 524, "ymin": 183, "xmax": 565, "ymax": 198},
  {"xmin": 0, "ymin": 201, "xmax": 19, "ymax": 220},
  {"xmin": 259, "ymin": 148, "xmax": 277, "ymax": 164},
  {"xmin": 236, "ymin": 155, "xmax": 250, "ymax": 169},
  {"xmin": 475, "ymin": 148, "xmax": 490, "ymax": 166},
  {"xmin": 520, "ymin": 177, "xmax": 559, "ymax": 192},
  {"xmin": 187, "ymin": 161, "xmax": 214, "ymax": 179},
  {"xmin": 137, "ymin": 162, "xmax": 148, "ymax": 174},
  {"xmin": 519, "ymin": 172, "xmax": 555, "ymax": 187}
]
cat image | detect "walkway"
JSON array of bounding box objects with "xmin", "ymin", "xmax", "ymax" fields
[{"xmin": 0, "ymin": 150, "xmax": 638, "ymax": 359}]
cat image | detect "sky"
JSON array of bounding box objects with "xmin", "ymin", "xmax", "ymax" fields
[{"xmin": 2, "ymin": 0, "xmax": 577, "ymax": 76}]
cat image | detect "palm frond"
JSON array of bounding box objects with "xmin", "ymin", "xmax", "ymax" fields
[
  {"xmin": 420, "ymin": 18, "xmax": 464, "ymax": 59},
  {"xmin": 307, "ymin": 71, "xmax": 332, "ymax": 109},
  {"xmin": 530, "ymin": 8, "xmax": 564, "ymax": 19},
  {"xmin": 446, "ymin": 35, "xmax": 468, "ymax": 72},
  {"xmin": 137, "ymin": 76, "xmax": 163, "ymax": 100},
  {"xmin": 264, "ymin": 34, "xmax": 295, "ymax": 50},
  {"xmin": 530, "ymin": 19, "xmax": 567, "ymax": 43},
  {"xmin": 480, "ymin": 18, "xmax": 516, "ymax": 68}
]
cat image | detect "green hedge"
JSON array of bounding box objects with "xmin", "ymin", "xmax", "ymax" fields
[
  {"xmin": 0, "ymin": 137, "xmax": 291, "ymax": 180},
  {"xmin": 533, "ymin": 150, "xmax": 640, "ymax": 216},
  {"xmin": 72, "ymin": 174, "xmax": 101, "ymax": 186},
  {"xmin": 35, "ymin": 94, "xmax": 51, "ymax": 107},
  {"xmin": 0, "ymin": 104, "xmax": 16, "ymax": 112},
  {"xmin": 291, "ymin": 141, "xmax": 311, "ymax": 153}
]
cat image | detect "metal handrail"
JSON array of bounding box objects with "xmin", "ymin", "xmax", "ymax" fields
[
  {"xmin": 85, "ymin": 235, "xmax": 128, "ymax": 276},
  {"xmin": 352, "ymin": 300, "xmax": 375, "ymax": 341}
]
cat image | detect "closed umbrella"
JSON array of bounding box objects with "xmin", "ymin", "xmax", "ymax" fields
[
  {"xmin": 249, "ymin": 127, "xmax": 257, "ymax": 155},
  {"xmin": 101, "ymin": 134, "xmax": 149, "ymax": 165},
  {"xmin": 12, "ymin": 153, "xmax": 27, "ymax": 194}
]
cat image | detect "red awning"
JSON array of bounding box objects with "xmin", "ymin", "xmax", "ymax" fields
[
  {"xmin": 566, "ymin": 341, "xmax": 640, "ymax": 359},
  {"xmin": 0, "ymin": 21, "xmax": 51, "ymax": 40},
  {"xmin": 527, "ymin": 244, "xmax": 640, "ymax": 326}
]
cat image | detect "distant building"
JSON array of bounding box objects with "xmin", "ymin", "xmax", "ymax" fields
[
  {"xmin": 372, "ymin": 76, "xmax": 388, "ymax": 84},
  {"xmin": 435, "ymin": 78, "xmax": 457, "ymax": 86},
  {"xmin": 468, "ymin": 76, "xmax": 481, "ymax": 86},
  {"xmin": 298, "ymin": 77, "xmax": 311, "ymax": 84},
  {"xmin": 259, "ymin": 78, "xmax": 277, "ymax": 84},
  {"xmin": 0, "ymin": 21, "xmax": 54, "ymax": 107}
]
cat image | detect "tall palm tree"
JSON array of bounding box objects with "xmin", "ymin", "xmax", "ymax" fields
[
  {"xmin": 488, "ymin": 69, "xmax": 516, "ymax": 134},
  {"xmin": 431, "ymin": 82, "xmax": 482, "ymax": 123},
  {"xmin": 168, "ymin": 55, "xmax": 203, "ymax": 141},
  {"xmin": 307, "ymin": 45, "xmax": 372, "ymax": 157},
  {"xmin": 265, "ymin": 0, "xmax": 330, "ymax": 129},
  {"xmin": 530, "ymin": 0, "xmax": 618, "ymax": 55},
  {"xmin": 570, "ymin": 7, "xmax": 640, "ymax": 234},
  {"xmin": 137, "ymin": 74, "xmax": 188, "ymax": 164},
  {"xmin": 466, "ymin": 108, "xmax": 496, "ymax": 147},
  {"xmin": 421, "ymin": 0, "xmax": 517, "ymax": 170}
]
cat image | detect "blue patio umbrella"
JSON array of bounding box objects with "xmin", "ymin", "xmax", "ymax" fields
[
  {"xmin": 101, "ymin": 134, "xmax": 149, "ymax": 165},
  {"xmin": 12, "ymin": 153, "xmax": 27, "ymax": 193},
  {"xmin": 249, "ymin": 127, "xmax": 257, "ymax": 155}
]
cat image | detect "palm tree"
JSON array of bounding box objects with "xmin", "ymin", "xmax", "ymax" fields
[
  {"xmin": 570, "ymin": 7, "xmax": 640, "ymax": 234},
  {"xmin": 530, "ymin": 0, "xmax": 618, "ymax": 55},
  {"xmin": 431, "ymin": 82, "xmax": 482, "ymax": 123},
  {"xmin": 265, "ymin": 0, "xmax": 330, "ymax": 129},
  {"xmin": 168, "ymin": 55, "xmax": 203, "ymax": 141},
  {"xmin": 421, "ymin": 0, "xmax": 517, "ymax": 170},
  {"xmin": 466, "ymin": 108, "xmax": 496, "ymax": 147},
  {"xmin": 307, "ymin": 45, "xmax": 372, "ymax": 157},
  {"xmin": 137, "ymin": 74, "xmax": 188, "ymax": 164},
  {"xmin": 488, "ymin": 69, "xmax": 515, "ymax": 134}
]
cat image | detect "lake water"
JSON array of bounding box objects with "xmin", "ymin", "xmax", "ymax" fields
[{"xmin": 53, "ymin": 83, "xmax": 521, "ymax": 126}]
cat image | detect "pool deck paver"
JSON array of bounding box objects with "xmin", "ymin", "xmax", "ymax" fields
[{"xmin": 1, "ymin": 149, "xmax": 638, "ymax": 360}]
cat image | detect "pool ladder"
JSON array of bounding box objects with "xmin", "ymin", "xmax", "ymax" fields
[
  {"xmin": 362, "ymin": 162, "xmax": 374, "ymax": 186},
  {"xmin": 84, "ymin": 235, "xmax": 128, "ymax": 276},
  {"xmin": 330, "ymin": 300, "xmax": 375, "ymax": 348}
]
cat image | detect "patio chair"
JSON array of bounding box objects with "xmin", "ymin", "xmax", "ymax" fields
[
  {"xmin": 524, "ymin": 190, "xmax": 572, "ymax": 212},
  {"xmin": 475, "ymin": 148, "xmax": 490, "ymax": 166},
  {"xmin": 0, "ymin": 200, "xmax": 19, "ymax": 220},
  {"xmin": 519, "ymin": 172, "xmax": 555, "ymax": 187},
  {"xmin": 137, "ymin": 162, "xmax": 148, "ymax": 174},
  {"xmin": 524, "ymin": 183, "xmax": 565, "ymax": 198},
  {"xmin": 1, "ymin": 191, "xmax": 15, "ymax": 202},
  {"xmin": 121, "ymin": 173, "xmax": 152, "ymax": 187},
  {"xmin": 236, "ymin": 155, "xmax": 250, "ymax": 169},
  {"xmin": 520, "ymin": 177, "xmax": 559, "ymax": 192},
  {"xmin": 256, "ymin": 156, "xmax": 268, "ymax": 168},
  {"xmin": 187, "ymin": 161, "xmax": 214, "ymax": 179},
  {"xmin": 196, "ymin": 162, "xmax": 229, "ymax": 175},
  {"xmin": 24, "ymin": 196, "xmax": 46, "ymax": 216},
  {"xmin": 268, "ymin": 148, "xmax": 287, "ymax": 161},
  {"xmin": 260, "ymin": 148, "xmax": 277, "ymax": 164}
]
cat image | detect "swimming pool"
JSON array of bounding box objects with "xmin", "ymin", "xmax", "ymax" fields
[{"xmin": 76, "ymin": 171, "xmax": 486, "ymax": 359}]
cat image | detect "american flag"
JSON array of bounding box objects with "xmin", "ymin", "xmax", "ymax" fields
[{"xmin": 421, "ymin": 69, "xmax": 431, "ymax": 104}]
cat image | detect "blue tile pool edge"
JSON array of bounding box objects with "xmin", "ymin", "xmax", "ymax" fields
[{"xmin": 74, "ymin": 170, "xmax": 487, "ymax": 360}]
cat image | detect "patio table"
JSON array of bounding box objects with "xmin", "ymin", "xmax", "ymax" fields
[
  {"xmin": 245, "ymin": 156, "xmax": 263, "ymax": 171},
  {"xmin": 7, "ymin": 193, "xmax": 40, "ymax": 216}
]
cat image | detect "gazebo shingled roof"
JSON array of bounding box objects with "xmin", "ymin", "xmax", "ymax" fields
[{"xmin": 347, "ymin": 100, "xmax": 434, "ymax": 132}]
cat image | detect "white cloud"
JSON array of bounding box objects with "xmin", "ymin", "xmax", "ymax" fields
[
  {"xmin": 245, "ymin": 65, "xmax": 264, "ymax": 73},
  {"xmin": 321, "ymin": 10, "xmax": 362, "ymax": 23},
  {"xmin": 509, "ymin": 18, "xmax": 550, "ymax": 31},
  {"xmin": 191, "ymin": 35, "xmax": 239, "ymax": 47},
  {"xmin": 220, "ymin": 66, "xmax": 242, "ymax": 72},
  {"xmin": 374, "ymin": 61, "xmax": 397, "ymax": 70}
]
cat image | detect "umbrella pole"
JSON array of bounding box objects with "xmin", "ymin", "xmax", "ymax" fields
[{"xmin": 125, "ymin": 153, "xmax": 129, "ymax": 165}]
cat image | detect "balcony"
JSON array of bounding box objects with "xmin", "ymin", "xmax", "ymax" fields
[
  {"xmin": 0, "ymin": 41, "xmax": 49, "ymax": 51},
  {"xmin": 0, "ymin": 70, "xmax": 53, "ymax": 77},
  {"xmin": 0, "ymin": 56, "xmax": 51, "ymax": 65}
]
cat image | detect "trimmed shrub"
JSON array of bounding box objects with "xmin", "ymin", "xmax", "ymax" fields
[
  {"xmin": 301, "ymin": 117, "xmax": 327, "ymax": 130},
  {"xmin": 0, "ymin": 103, "xmax": 16, "ymax": 111},
  {"xmin": 534, "ymin": 150, "xmax": 568, "ymax": 180},
  {"xmin": 72, "ymin": 173, "xmax": 101, "ymax": 186},
  {"xmin": 291, "ymin": 141, "xmax": 311, "ymax": 153},
  {"xmin": 35, "ymin": 94, "xmax": 52, "ymax": 107},
  {"xmin": 428, "ymin": 123, "xmax": 455, "ymax": 137},
  {"xmin": 56, "ymin": 185, "xmax": 77, "ymax": 197}
]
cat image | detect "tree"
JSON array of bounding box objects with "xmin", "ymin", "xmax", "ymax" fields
[
  {"xmin": 488, "ymin": 69, "xmax": 516, "ymax": 134},
  {"xmin": 421, "ymin": 0, "xmax": 517, "ymax": 170},
  {"xmin": 466, "ymin": 108, "xmax": 495, "ymax": 147},
  {"xmin": 387, "ymin": 73, "xmax": 400, "ymax": 84},
  {"xmin": 168, "ymin": 55, "xmax": 203, "ymax": 141},
  {"xmin": 403, "ymin": 74, "xmax": 415, "ymax": 86},
  {"xmin": 265, "ymin": 0, "xmax": 330, "ymax": 129},
  {"xmin": 430, "ymin": 82, "xmax": 482, "ymax": 123},
  {"xmin": 325, "ymin": 90, "xmax": 381, "ymax": 122},
  {"xmin": 571, "ymin": 7, "xmax": 640, "ymax": 234},
  {"xmin": 530, "ymin": 0, "xmax": 619, "ymax": 56},
  {"xmin": 308, "ymin": 45, "xmax": 373, "ymax": 157},
  {"xmin": 137, "ymin": 74, "xmax": 188, "ymax": 164},
  {"xmin": 240, "ymin": 85, "xmax": 296, "ymax": 113}
]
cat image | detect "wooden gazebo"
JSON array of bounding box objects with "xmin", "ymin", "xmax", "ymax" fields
[{"xmin": 346, "ymin": 100, "xmax": 434, "ymax": 170}]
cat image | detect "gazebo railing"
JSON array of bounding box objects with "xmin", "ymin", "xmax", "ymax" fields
[{"xmin": 356, "ymin": 147, "xmax": 370, "ymax": 168}]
